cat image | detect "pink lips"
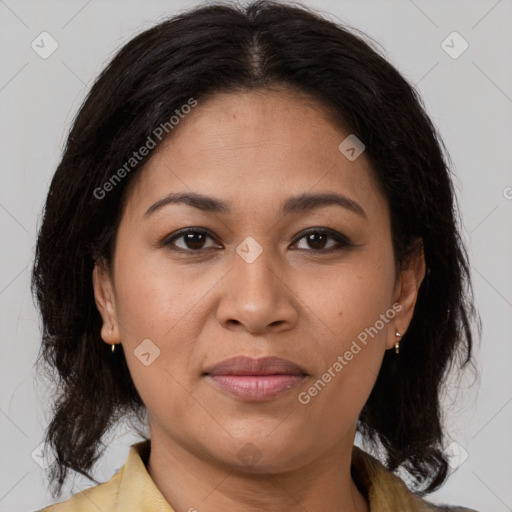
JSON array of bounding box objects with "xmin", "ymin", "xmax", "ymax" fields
[{"xmin": 204, "ymin": 356, "xmax": 307, "ymax": 402}]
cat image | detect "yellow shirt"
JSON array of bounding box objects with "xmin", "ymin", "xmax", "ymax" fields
[{"xmin": 36, "ymin": 440, "xmax": 477, "ymax": 511}]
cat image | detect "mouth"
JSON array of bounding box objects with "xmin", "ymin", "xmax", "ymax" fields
[{"xmin": 203, "ymin": 356, "xmax": 308, "ymax": 402}]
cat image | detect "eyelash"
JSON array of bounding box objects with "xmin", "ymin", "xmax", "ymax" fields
[{"xmin": 160, "ymin": 227, "xmax": 354, "ymax": 254}]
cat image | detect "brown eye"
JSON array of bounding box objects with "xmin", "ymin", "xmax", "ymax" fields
[
  {"xmin": 181, "ymin": 232, "xmax": 208, "ymax": 250},
  {"xmin": 163, "ymin": 229, "xmax": 220, "ymax": 252},
  {"xmin": 293, "ymin": 228, "xmax": 352, "ymax": 252},
  {"xmin": 304, "ymin": 232, "xmax": 329, "ymax": 250}
]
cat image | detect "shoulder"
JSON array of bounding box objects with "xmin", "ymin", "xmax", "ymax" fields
[
  {"xmin": 351, "ymin": 446, "xmax": 479, "ymax": 512},
  {"xmin": 33, "ymin": 440, "xmax": 152, "ymax": 512},
  {"xmin": 32, "ymin": 471, "xmax": 122, "ymax": 512}
]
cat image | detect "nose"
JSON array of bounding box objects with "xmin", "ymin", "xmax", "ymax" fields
[{"xmin": 215, "ymin": 244, "xmax": 299, "ymax": 335}]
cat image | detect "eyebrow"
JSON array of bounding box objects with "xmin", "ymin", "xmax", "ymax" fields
[{"xmin": 144, "ymin": 191, "xmax": 366, "ymax": 219}]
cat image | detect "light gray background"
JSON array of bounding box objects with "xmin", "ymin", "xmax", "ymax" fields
[{"xmin": 1, "ymin": 0, "xmax": 511, "ymax": 510}]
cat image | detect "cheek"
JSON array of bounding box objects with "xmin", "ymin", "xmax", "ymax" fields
[
  {"xmin": 111, "ymin": 256, "xmax": 231, "ymax": 452},
  {"xmin": 111, "ymin": 249, "xmax": 206, "ymax": 396},
  {"xmin": 295, "ymin": 250, "xmax": 396, "ymax": 416},
  {"xmin": 113, "ymin": 246, "xmax": 214, "ymax": 340},
  {"xmin": 296, "ymin": 248, "xmax": 396, "ymax": 348}
]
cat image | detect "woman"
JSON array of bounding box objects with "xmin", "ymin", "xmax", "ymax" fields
[{"xmin": 32, "ymin": 1, "xmax": 480, "ymax": 510}]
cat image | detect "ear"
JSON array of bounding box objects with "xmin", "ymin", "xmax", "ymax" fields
[
  {"xmin": 92, "ymin": 260, "xmax": 121, "ymax": 345},
  {"xmin": 386, "ymin": 239, "xmax": 426, "ymax": 350}
]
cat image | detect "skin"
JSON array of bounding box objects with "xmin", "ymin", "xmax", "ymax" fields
[{"xmin": 93, "ymin": 87, "xmax": 425, "ymax": 512}]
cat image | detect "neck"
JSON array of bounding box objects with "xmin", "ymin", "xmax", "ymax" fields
[{"xmin": 146, "ymin": 430, "xmax": 369, "ymax": 512}]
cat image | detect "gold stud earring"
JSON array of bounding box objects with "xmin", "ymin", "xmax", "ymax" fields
[
  {"xmin": 395, "ymin": 331, "xmax": 402, "ymax": 354},
  {"xmin": 110, "ymin": 325, "xmax": 115, "ymax": 353}
]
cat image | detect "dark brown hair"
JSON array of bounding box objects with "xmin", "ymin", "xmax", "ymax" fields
[{"xmin": 32, "ymin": 0, "xmax": 480, "ymax": 499}]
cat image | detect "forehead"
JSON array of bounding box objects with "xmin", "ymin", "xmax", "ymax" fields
[{"xmin": 122, "ymin": 88, "xmax": 388, "ymax": 223}]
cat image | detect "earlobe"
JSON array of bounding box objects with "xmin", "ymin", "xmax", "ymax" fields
[{"xmin": 92, "ymin": 262, "xmax": 120, "ymax": 344}]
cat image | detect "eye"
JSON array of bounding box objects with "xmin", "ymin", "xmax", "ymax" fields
[
  {"xmin": 161, "ymin": 228, "xmax": 220, "ymax": 252},
  {"xmin": 292, "ymin": 228, "xmax": 352, "ymax": 252},
  {"xmin": 160, "ymin": 227, "xmax": 353, "ymax": 254}
]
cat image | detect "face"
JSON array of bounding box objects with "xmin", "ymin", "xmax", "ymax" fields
[{"xmin": 94, "ymin": 88, "xmax": 424, "ymax": 473}]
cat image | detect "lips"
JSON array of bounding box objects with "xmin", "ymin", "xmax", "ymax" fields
[
  {"xmin": 203, "ymin": 356, "xmax": 307, "ymax": 377},
  {"xmin": 203, "ymin": 356, "xmax": 307, "ymax": 402}
]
